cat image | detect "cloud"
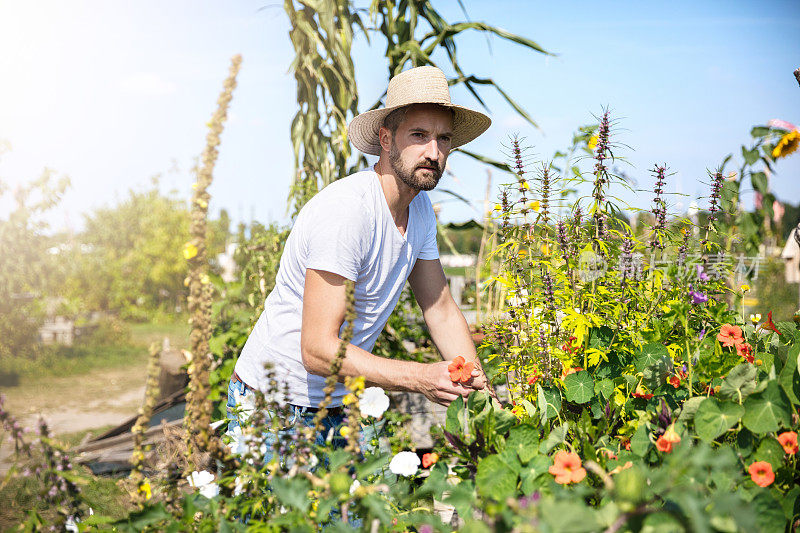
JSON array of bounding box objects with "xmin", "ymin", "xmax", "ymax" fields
[{"xmin": 117, "ymin": 72, "xmax": 177, "ymax": 96}]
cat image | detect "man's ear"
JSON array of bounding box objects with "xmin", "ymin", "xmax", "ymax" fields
[{"xmin": 378, "ymin": 126, "xmax": 392, "ymax": 153}]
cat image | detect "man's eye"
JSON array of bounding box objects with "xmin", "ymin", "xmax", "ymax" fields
[
  {"xmin": 412, "ymin": 132, "xmax": 424, "ymax": 138},
  {"xmin": 440, "ymin": 136, "xmax": 452, "ymax": 143}
]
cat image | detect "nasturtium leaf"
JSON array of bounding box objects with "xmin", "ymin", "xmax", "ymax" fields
[
  {"xmin": 564, "ymin": 370, "xmax": 595, "ymax": 404},
  {"xmin": 751, "ymin": 126, "xmax": 770, "ymax": 137},
  {"xmin": 677, "ymin": 396, "xmax": 705, "ymax": 422},
  {"xmin": 642, "ymin": 356, "xmax": 671, "ymax": 390},
  {"xmin": 754, "ymin": 436, "xmax": 785, "ymax": 471},
  {"xmin": 742, "ymin": 381, "xmax": 792, "ymax": 434},
  {"xmin": 630, "ymin": 423, "xmax": 650, "ymax": 457},
  {"xmin": 693, "ymin": 398, "xmax": 744, "ymax": 442},
  {"xmin": 633, "ymin": 343, "xmax": 669, "ymax": 372},
  {"xmin": 736, "ymin": 428, "xmax": 755, "ymax": 458},
  {"xmin": 717, "ymin": 363, "xmax": 757, "ymax": 401},
  {"xmin": 742, "ymin": 146, "xmax": 760, "ymax": 166},
  {"xmin": 506, "ymin": 424, "xmax": 540, "ymax": 464},
  {"xmin": 540, "ymin": 500, "xmax": 601, "ymax": 532},
  {"xmin": 595, "ymin": 378, "xmax": 614, "ymax": 400},
  {"xmin": 781, "ymin": 486, "xmax": 800, "ymax": 521},
  {"xmin": 755, "ymin": 351, "xmax": 774, "ymax": 373},
  {"xmin": 271, "ymin": 477, "xmax": 311, "ymax": 512},
  {"xmin": 521, "ymin": 398, "xmax": 537, "ymax": 418},
  {"xmin": 537, "ymin": 385, "xmax": 561, "ymax": 420},
  {"xmin": 493, "ymin": 405, "xmax": 518, "ymax": 435},
  {"xmin": 475, "ymin": 454, "xmax": 518, "ymax": 500},
  {"xmin": 520, "ymin": 455, "xmax": 551, "ymax": 495},
  {"xmin": 752, "ymin": 491, "xmax": 786, "ymax": 532}
]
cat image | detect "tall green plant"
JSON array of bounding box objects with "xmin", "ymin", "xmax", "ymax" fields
[{"xmin": 284, "ymin": 0, "xmax": 552, "ymax": 215}]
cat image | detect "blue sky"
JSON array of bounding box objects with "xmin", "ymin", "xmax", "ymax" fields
[{"xmin": 1, "ymin": 0, "xmax": 798, "ymax": 231}]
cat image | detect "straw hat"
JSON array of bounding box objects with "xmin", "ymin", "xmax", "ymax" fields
[{"xmin": 348, "ymin": 66, "xmax": 491, "ymax": 156}]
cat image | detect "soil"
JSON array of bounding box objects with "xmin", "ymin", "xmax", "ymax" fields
[{"xmin": 0, "ymin": 364, "xmax": 147, "ymax": 472}]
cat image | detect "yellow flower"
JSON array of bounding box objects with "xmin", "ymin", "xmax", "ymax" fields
[
  {"xmin": 540, "ymin": 243, "xmax": 550, "ymax": 255},
  {"xmin": 520, "ymin": 181, "xmax": 530, "ymax": 190},
  {"xmin": 740, "ymin": 284, "xmax": 750, "ymax": 293},
  {"xmin": 342, "ymin": 393, "xmax": 357, "ymax": 406},
  {"xmin": 750, "ymin": 313, "xmax": 762, "ymax": 324},
  {"xmin": 529, "ymin": 200, "xmax": 540, "ymax": 212},
  {"xmin": 494, "ymin": 203, "xmax": 502, "ymax": 211},
  {"xmin": 191, "ymin": 182, "xmax": 199, "ymax": 191},
  {"xmin": 517, "ymin": 249, "xmax": 528, "ymax": 258},
  {"xmin": 587, "ymin": 135, "xmax": 598, "ymax": 150},
  {"xmin": 183, "ymin": 243, "xmax": 198, "ymax": 260},
  {"xmin": 339, "ymin": 426, "xmax": 352, "ymax": 438},
  {"xmin": 138, "ymin": 479, "xmax": 152, "ymax": 501},
  {"xmin": 200, "ymin": 274, "xmax": 210, "ymax": 285},
  {"xmin": 197, "ymin": 199, "xmax": 208, "ymax": 209},
  {"xmin": 345, "ymin": 375, "xmax": 365, "ymax": 393},
  {"xmin": 773, "ymin": 130, "xmax": 799, "ymax": 159}
]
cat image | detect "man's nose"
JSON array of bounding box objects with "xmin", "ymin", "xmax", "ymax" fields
[{"xmin": 423, "ymin": 138, "xmax": 440, "ymax": 160}]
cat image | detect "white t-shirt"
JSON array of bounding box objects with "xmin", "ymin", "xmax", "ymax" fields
[{"xmin": 234, "ymin": 169, "xmax": 440, "ymax": 407}]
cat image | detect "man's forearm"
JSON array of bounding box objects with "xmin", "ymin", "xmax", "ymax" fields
[
  {"xmin": 302, "ymin": 337, "xmax": 425, "ymax": 391},
  {"xmin": 425, "ymin": 304, "xmax": 477, "ymax": 363}
]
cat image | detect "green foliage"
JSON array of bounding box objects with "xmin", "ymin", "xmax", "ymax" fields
[{"xmin": 0, "ymin": 170, "xmax": 69, "ymax": 359}]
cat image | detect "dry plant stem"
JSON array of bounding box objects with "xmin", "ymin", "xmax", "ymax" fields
[
  {"xmin": 307, "ymin": 279, "xmax": 356, "ymax": 441},
  {"xmin": 184, "ymin": 54, "xmax": 242, "ymax": 473},
  {"xmin": 130, "ymin": 343, "xmax": 161, "ymax": 507}
]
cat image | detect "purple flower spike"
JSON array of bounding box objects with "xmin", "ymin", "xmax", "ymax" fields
[
  {"xmin": 698, "ymin": 328, "xmax": 707, "ymax": 340},
  {"xmin": 690, "ymin": 290, "xmax": 708, "ymax": 305},
  {"xmin": 696, "ymin": 265, "xmax": 709, "ymax": 282}
]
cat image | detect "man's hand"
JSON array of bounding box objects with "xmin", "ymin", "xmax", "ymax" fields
[{"xmin": 418, "ymin": 360, "xmax": 488, "ymax": 405}]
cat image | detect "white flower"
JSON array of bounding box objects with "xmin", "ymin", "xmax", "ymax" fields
[
  {"xmin": 234, "ymin": 476, "xmax": 246, "ymax": 496},
  {"xmin": 65, "ymin": 516, "xmax": 79, "ymax": 532},
  {"xmin": 187, "ymin": 470, "xmax": 220, "ymax": 499},
  {"xmin": 232, "ymin": 389, "xmax": 255, "ymax": 421},
  {"xmin": 349, "ymin": 479, "xmax": 361, "ymax": 495},
  {"xmin": 226, "ymin": 426, "xmax": 251, "ymax": 456},
  {"xmin": 360, "ymin": 387, "xmax": 390, "ymax": 418},
  {"xmin": 389, "ymin": 451, "xmax": 420, "ymax": 477},
  {"xmin": 209, "ymin": 419, "xmax": 227, "ymax": 431}
]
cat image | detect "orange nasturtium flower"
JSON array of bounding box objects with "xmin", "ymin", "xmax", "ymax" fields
[
  {"xmin": 655, "ymin": 424, "xmax": 681, "ymax": 453},
  {"xmin": 761, "ymin": 311, "xmax": 782, "ymax": 335},
  {"xmin": 448, "ymin": 356, "xmax": 474, "ymax": 383},
  {"xmin": 736, "ymin": 342, "xmax": 755, "ymax": 364},
  {"xmin": 716, "ymin": 324, "xmax": 744, "ymax": 347},
  {"xmin": 549, "ymin": 450, "xmax": 586, "ymax": 484},
  {"xmin": 748, "ymin": 461, "xmax": 775, "ymax": 487},
  {"xmin": 632, "ymin": 385, "xmax": 653, "ymax": 400},
  {"xmin": 667, "ymin": 375, "xmax": 681, "ymax": 388},
  {"xmin": 777, "ymin": 431, "xmax": 798, "ymax": 455},
  {"xmin": 421, "ymin": 452, "xmax": 439, "ymax": 469}
]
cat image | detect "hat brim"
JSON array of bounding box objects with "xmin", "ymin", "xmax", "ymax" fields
[{"xmin": 348, "ymin": 103, "xmax": 491, "ymax": 156}]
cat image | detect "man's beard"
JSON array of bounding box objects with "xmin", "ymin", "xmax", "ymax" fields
[{"xmin": 389, "ymin": 143, "xmax": 442, "ymax": 191}]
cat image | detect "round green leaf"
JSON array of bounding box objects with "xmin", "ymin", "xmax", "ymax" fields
[
  {"xmin": 633, "ymin": 343, "xmax": 669, "ymax": 372},
  {"xmin": 694, "ymin": 398, "xmax": 744, "ymax": 442},
  {"xmin": 506, "ymin": 424, "xmax": 540, "ymax": 464},
  {"xmin": 754, "ymin": 437, "xmax": 785, "ymax": 471},
  {"xmin": 476, "ymin": 454, "xmax": 518, "ymax": 500},
  {"xmin": 742, "ymin": 381, "xmax": 792, "ymax": 434},
  {"xmin": 564, "ymin": 370, "xmax": 595, "ymax": 404},
  {"xmin": 718, "ymin": 363, "xmax": 756, "ymax": 401}
]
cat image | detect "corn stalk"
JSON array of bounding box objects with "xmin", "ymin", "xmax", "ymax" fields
[{"xmin": 285, "ymin": 0, "xmax": 552, "ymax": 214}]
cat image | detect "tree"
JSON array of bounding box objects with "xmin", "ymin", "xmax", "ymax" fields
[
  {"xmin": 0, "ymin": 170, "xmax": 69, "ymax": 358},
  {"xmin": 68, "ymin": 183, "xmax": 230, "ymax": 320}
]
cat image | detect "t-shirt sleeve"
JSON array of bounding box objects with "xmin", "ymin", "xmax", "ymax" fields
[
  {"xmin": 304, "ymin": 196, "xmax": 370, "ymax": 281},
  {"xmin": 417, "ymin": 195, "xmax": 440, "ymax": 261}
]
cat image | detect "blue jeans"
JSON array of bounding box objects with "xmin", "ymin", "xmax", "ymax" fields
[{"xmin": 226, "ymin": 377, "xmax": 348, "ymax": 464}]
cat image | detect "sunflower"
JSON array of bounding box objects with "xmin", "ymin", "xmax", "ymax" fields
[{"xmin": 772, "ymin": 129, "xmax": 799, "ymax": 159}]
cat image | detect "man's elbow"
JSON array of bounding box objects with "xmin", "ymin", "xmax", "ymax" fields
[{"xmin": 300, "ymin": 343, "xmax": 330, "ymax": 376}]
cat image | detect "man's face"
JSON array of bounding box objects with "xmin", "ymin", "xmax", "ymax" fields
[{"xmin": 385, "ymin": 105, "xmax": 453, "ymax": 191}]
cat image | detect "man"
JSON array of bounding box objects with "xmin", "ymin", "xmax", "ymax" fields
[{"xmin": 228, "ymin": 66, "xmax": 491, "ymax": 440}]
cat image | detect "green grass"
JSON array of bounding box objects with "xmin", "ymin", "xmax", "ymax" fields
[
  {"xmin": 0, "ymin": 318, "xmax": 190, "ymax": 384},
  {"xmin": 129, "ymin": 319, "xmax": 191, "ymax": 351}
]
